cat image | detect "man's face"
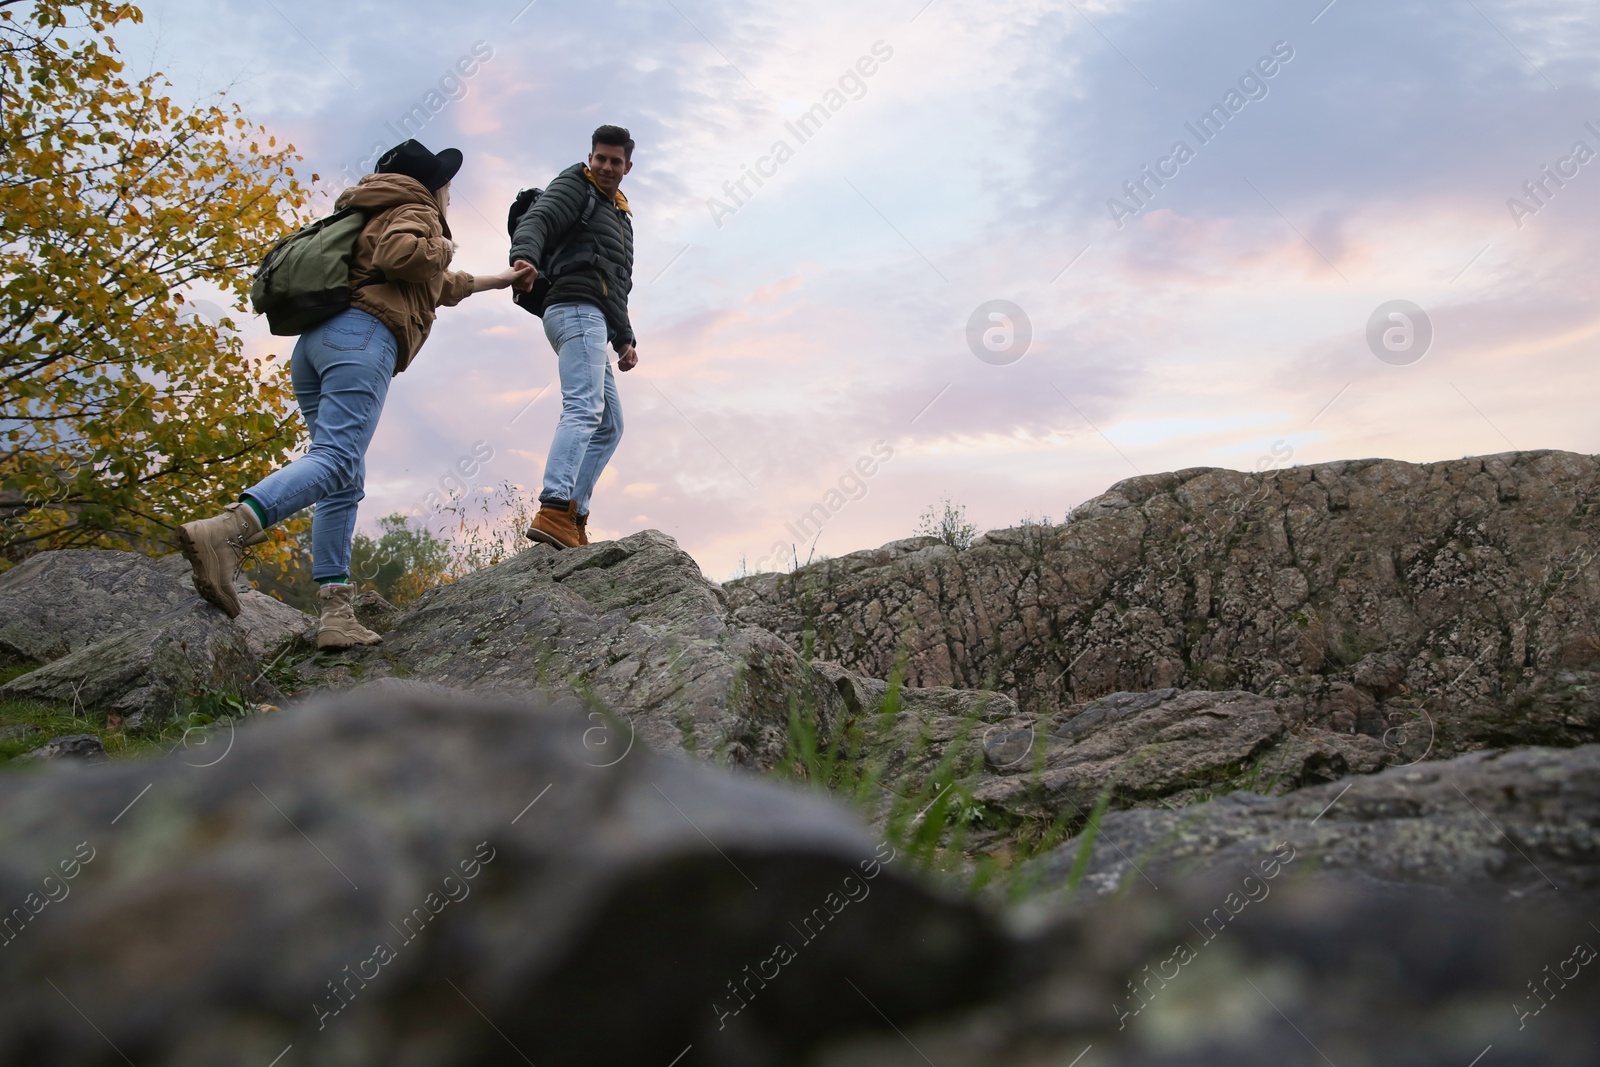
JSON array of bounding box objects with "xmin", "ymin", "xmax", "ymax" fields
[{"xmin": 588, "ymin": 143, "xmax": 632, "ymax": 194}]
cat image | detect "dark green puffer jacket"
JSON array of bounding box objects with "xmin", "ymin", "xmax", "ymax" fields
[{"xmin": 508, "ymin": 162, "xmax": 636, "ymax": 349}]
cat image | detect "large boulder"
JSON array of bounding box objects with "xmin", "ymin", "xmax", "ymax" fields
[
  {"xmin": 0, "ymin": 549, "xmax": 309, "ymax": 665},
  {"xmin": 0, "ymin": 599, "xmax": 263, "ymax": 726},
  {"xmin": 972, "ymin": 688, "xmax": 1390, "ymax": 827},
  {"xmin": 0, "ymin": 685, "xmax": 1007, "ymax": 1067},
  {"xmin": 0, "ymin": 549, "xmax": 196, "ymax": 662},
  {"xmin": 1023, "ymin": 742, "xmax": 1600, "ymax": 901},
  {"xmin": 727, "ymin": 451, "xmax": 1600, "ymax": 760},
  {"xmin": 0, "ymin": 551, "xmax": 312, "ymax": 725},
  {"xmin": 286, "ymin": 531, "xmax": 847, "ymax": 770},
  {"xmin": 809, "ymin": 678, "xmax": 1392, "ymax": 852}
]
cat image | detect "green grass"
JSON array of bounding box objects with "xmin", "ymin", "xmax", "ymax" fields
[
  {"xmin": 774, "ymin": 654, "xmax": 1090, "ymax": 896},
  {"xmin": 0, "ymin": 667, "xmax": 265, "ymax": 768},
  {"xmin": 0, "ymin": 663, "xmax": 35, "ymax": 686},
  {"xmin": 1172, "ymin": 751, "xmax": 1287, "ymax": 806},
  {"xmin": 778, "ymin": 658, "xmax": 979, "ymax": 870},
  {"xmin": 768, "ymin": 632, "xmax": 1236, "ymax": 904},
  {"xmin": 0, "ymin": 695, "xmax": 168, "ymax": 763},
  {"xmin": 1063, "ymin": 779, "xmax": 1117, "ymax": 892}
]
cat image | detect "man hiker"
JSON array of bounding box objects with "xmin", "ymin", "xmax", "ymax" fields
[
  {"xmin": 510, "ymin": 124, "xmax": 638, "ymax": 550},
  {"xmin": 177, "ymin": 140, "xmax": 533, "ymax": 649}
]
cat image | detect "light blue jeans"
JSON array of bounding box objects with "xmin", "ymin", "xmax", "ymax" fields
[
  {"xmin": 243, "ymin": 308, "xmax": 396, "ymax": 581},
  {"xmin": 540, "ymin": 302, "xmax": 623, "ymax": 514}
]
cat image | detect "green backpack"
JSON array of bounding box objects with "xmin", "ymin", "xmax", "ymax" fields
[{"xmin": 250, "ymin": 207, "xmax": 384, "ymax": 336}]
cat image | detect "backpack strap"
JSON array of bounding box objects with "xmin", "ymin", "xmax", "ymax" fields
[
  {"xmin": 348, "ymin": 207, "xmax": 389, "ymax": 290},
  {"xmin": 544, "ymin": 188, "xmax": 601, "ymax": 280}
]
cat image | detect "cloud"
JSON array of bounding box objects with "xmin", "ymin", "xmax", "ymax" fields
[
  {"xmin": 748, "ymin": 275, "xmax": 803, "ymax": 303},
  {"xmin": 117, "ymin": 0, "xmax": 1600, "ymax": 580}
]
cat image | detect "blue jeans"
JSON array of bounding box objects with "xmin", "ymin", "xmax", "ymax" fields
[
  {"xmin": 540, "ymin": 302, "xmax": 623, "ymax": 513},
  {"xmin": 243, "ymin": 308, "xmax": 395, "ymax": 581}
]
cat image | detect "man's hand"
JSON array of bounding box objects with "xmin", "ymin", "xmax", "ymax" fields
[{"xmin": 616, "ymin": 343, "xmax": 638, "ymax": 372}]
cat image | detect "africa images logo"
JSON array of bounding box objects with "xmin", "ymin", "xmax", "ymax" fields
[
  {"xmin": 1366, "ymin": 299, "xmax": 1433, "ymax": 366},
  {"xmin": 1106, "ymin": 40, "xmax": 1295, "ymax": 228},
  {"xmin": 706, "ymin": 42, "xmax": 895, "ymax": 228}
]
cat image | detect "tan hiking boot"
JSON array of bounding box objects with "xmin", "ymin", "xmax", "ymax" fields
[
  {"xmin": 177, "ymin": 502, "xmax": 268, "ymax": 618},
  {"xmin": 316, "ymin": 583, "xmax": 383, "ymax": 650},
  {"xmin": 575, "ymin": 511, "xmax": 590, "ymax": 546},
  {"xmin": 525, "ymin": 501, "xmax": 582, "ymax": 550}
]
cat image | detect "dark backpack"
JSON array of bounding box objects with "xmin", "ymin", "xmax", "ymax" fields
[
  {"xmin": 250, "ymin": 207, "xmax": 385, "ymax": 336},
  {"xmin": 507, "ymin": 185, "xmax": 598, "ymax": 315}
]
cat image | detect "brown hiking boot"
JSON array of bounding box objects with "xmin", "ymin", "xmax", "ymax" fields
[
  {"xmin": 526, "ymin": 501, "xmax": 582, "ymax": 550},
  {"xmin": 316, "ymin": 583, "xmax": 383, "ymax": 650},
  {"xmin": 575, "ymin": 511, "xmax": 590, "ymax": 546},
  {"xmin": 177, "ymin": 502, "xmax": 268, "ymax": 618}
]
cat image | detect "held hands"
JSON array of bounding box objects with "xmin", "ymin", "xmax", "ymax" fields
[
  {"xmin": 510, "ymin": 259, "xmax": 539, "ymax": 291},
  {"xmin": 473, "ymin": 262, "xmax": 538, "ymax": 294},
  {"xmin": 477, "ymin": 258, "xmax": 634, "ymax": 367},
  {"xmin": 489, "ymin": 261, "xmax": 537, "ymax": 292}
]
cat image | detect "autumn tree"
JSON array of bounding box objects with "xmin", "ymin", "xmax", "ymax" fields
[{"xmin": 0, "ymin": 0, "xmax": 315, "ymax": 565}]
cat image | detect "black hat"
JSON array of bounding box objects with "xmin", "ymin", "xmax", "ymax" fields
[{"xmin": 375, "ymin": 139, "xmax": 463, "ymax": 191}]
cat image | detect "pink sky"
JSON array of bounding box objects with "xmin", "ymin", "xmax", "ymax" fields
[{"xmin": 134, "ymin": 0, "xmax": 1600, "ymax": 578}]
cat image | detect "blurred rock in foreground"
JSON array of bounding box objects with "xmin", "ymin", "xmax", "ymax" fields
[{"xmin": 0, "ymin": 685, "xmax": 1004, "ymax": 1067}]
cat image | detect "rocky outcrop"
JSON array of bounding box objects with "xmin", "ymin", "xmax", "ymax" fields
[
  {"xmin": 284, "ymin": 531, "xmax": 846, "ymax": 770},
  {"xmin": 0, "ymin": 535, "xmax": 842, "ymax": 769},
  {"xmin": 352, "ymin": 589, "xmax": 401, "ymax": 634},
  {"xmin": 0, "ymin": 549, "xmax": 195, "ymax": 663},
  {"xmin": 0, "ymin": 549, "xmax": 309, "ymax": 665},
  {"xmin": 809, "ymin": 678, "xmax": 1392, "ymax": 851},
  {"xmin": 0, "ymin": 687, "xmax": 1004, "ymax": 1067},
  {"xmin": 0, "ymin": 550, "xmax": 311, "ymax": 726},
  {"xmin": 972, "ymin": 688, "xmax": 1390, "ymax": 829},
  {"xmin": 20, "ymin": 450, "xmax": 1600, "ymax": 785},
  {"xmin": 1026, "ymin": 741, "xmax": 1600, "ymax": 901},
  {"xmin": 12, "ymin": 451, "xmax": 1595, "ymax": 844},
  {"xmin": 4, "ymin": 449, "xmax": 1600, "ymax": 1066},
  {"xmin": 3, "ymin": 600, "xmax": 265, "ymax": 727},
  {"xmin": 727, "ymin": 451, "xmax": 1600, "ymax": 760}
]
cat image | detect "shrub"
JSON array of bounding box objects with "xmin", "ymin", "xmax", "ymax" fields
[{"xmin": 914, "ymin": 494, "xmax": 978, "ymax": 549}]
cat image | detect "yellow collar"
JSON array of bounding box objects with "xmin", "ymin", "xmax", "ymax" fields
[{"xmin": 583, "ymin": 166, "xmax": 632, "ymax": 214}]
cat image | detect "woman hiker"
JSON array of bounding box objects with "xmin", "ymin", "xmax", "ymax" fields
[{"xmin": 177, "ymin": 140, "xmax": 533, "ymax": 649}]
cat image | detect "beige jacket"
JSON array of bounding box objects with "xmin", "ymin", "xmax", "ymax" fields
[{"xmin": 335, "ymin": 174, "xmax": 475, "ymax": 372}]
